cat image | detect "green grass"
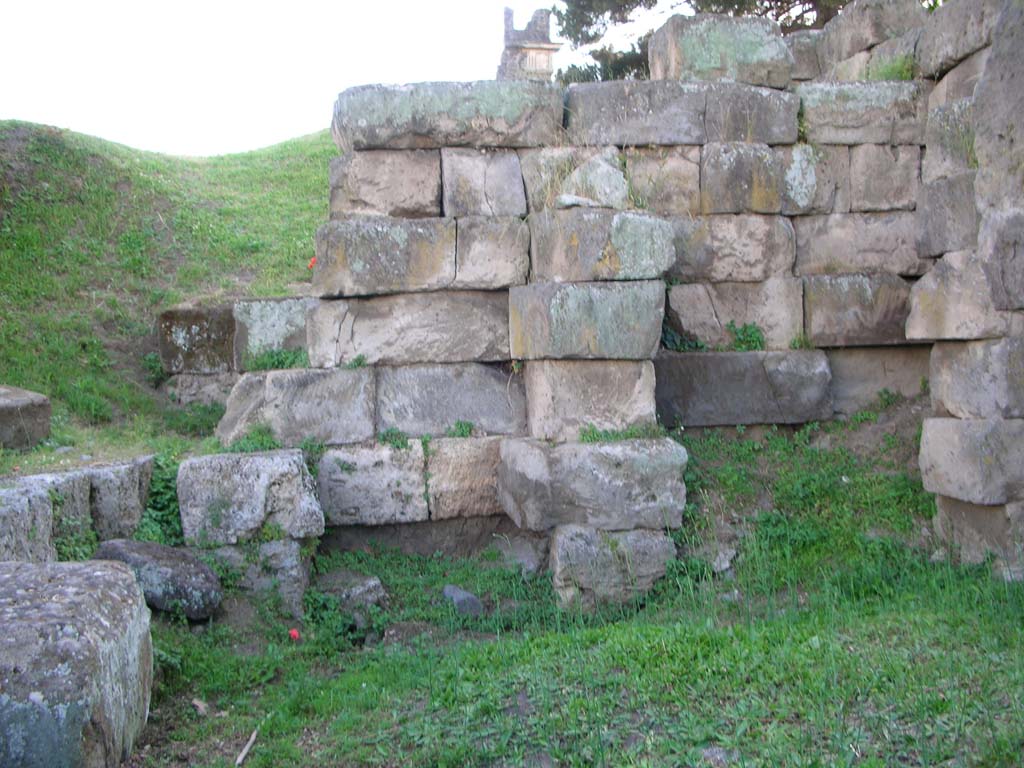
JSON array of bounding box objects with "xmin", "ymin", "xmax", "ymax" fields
[
  {"xmin": 578, "ymin": 422, "xmax": 670, "ymax": 443},
  {"xmin": 377, "ymin": 428, "xmax": 410, "ymax": 451},
  {"xmin": 445, "ymin": 420, "xmax": 475, "ymax": 438},
  {"xmin": 244, "ymin": 347, "xmax": 310, "ymax": 371},
  {"xmin": 868, "ymin": 55, "xmax": 916, "ymax": 81}
]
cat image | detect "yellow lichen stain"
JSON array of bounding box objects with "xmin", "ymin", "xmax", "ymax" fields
[
  {"xmin": 750, "ymin": 169, "xmax": 781, "ymax": 212},
  {"xmin": 509, "ymin": 303, "xmax": 528, "ymax": 357},
  {"xmin": 595, "ymin": 243, "xmax": 622, "ymax": 279},
  {"xmin": 407, "ymin": 227, "xmax": 453, "ymax": 288}
]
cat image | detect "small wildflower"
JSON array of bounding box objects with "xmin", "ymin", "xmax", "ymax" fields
[
  {"xmin": 288, "ymin": 628, "xmax": 300, "ymax": 642},
  {"xmin": 307, "ymin": 256, "xmax": 317, "ymax": 270}
]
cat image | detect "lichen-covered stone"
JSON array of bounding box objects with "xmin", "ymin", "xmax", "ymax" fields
[
  {"xmin": 916, "ymin": 0, "xmax": 999, "ymax": 78},
  {"xmin": 566, "ymin": 81, "xmax": 707, "ymax": 146},
  {"xmin": 804, "ymin": 274, "xmax": 914, "ymax": 347},
  {"xmin": 827, "ymin": 346, "xmax": 931, "ymax": 415},
  {"xmin": 529, "ymin": 209, "xmax": 675, "ymax": 282},
  {"xmin": 917, "ymin": 172, "xmax": 979, "ymax": 257},
  {"xmin": 795, "ymin": 82, "xmax": 927, "ymax": 145},
  {"xmin": 524, "ymin": 360, "xmax": 657, "ymax": 442},
  {"xmin": 648, "ymin": 14, "xmax": 793, "ymax": 88},
  {"xmin": 331, "ymin": 81, "xmax": 563, "ymax": 151},
  {"xmin": 933, "ymin": 496, "xmax": 1024, "ymax": 579},
  {"xmin": 0, "ymin": 385, "xmax": 50, "ymax": 450},
  {"xmin": 623, "ymin": 147, "xmax": 700, "ymax": 216},
  {"xmin": 0, "ymin": 484, "xmax": 55, "ymax": 563},
  {"xmin": 931, "ymin": 338, "xmax": 1024, "ymax": 420},
  {"xmin": 777, "ymin": 144, "xmax": 850, "ymax": 215},
  {"xmin": 849, "ymin": 145, "xmax": 919, "ymax": 213},
  {"xmin": 306, "ymin": 292, "xmax": 509, "ymax": 368},
  {"xmin": 700, "ymin": 142, "xmax": 782, "ymax": 214},
  {"xmin": 794, "ymin": 212, "xmax": 924, "ymax": 276},
  {"xmin": 440, "ymin": 148, "xmax": 527, "ymax": 217},
  {"xmin": 318, "ymin": 443, "xmax": 427, "ymax": 526},
  {"xmin": 509, "ymin": 281, "xmax": 664, "ymax": 360},
  {"xmin": 669, "ymin": 214, "xmax": 795, "ymax": 282},
  {"xmin": 158, "ymin": 305, "xmax": 235, "ymax": 375},
  {"xmin": 426, "ymin": 437, "xmax": 504, "ymax": 519},
  {"xmin": 453, "ymin": 217, "xmax": 529, "ymax": 289},
  {"xmin": 554, "ymin": 146, "xmax": 630, "ymax": 209},
  {"xmin": 232, "ymin": 298, "xmax": 316, "ymax": 370},
  {"xmin": 923, "ymin": 100, "xmax": 976, "ymax": 184},
  {"xmin": 313, "ymin": 216, "xmax": 455, "ymax": 298},
  {"xmin": 818, "ymin": 0, "xmax": 927, "ymax": 66},
  {"xmin": 704, "ymin": 84, "xmax": 799, "ymax": 144},
  {"xmin": 329, "ymin": 150, "xmax": 441, "ymax": 218},
  {"xmin": 785, "ymin": 29, "xmax": 822, "ymax": 81},
  {"xmin": 0, "ymin": 560, "xmax": 151, "ymax": 768},
  {"xmin": 920, "ymin": 418, "xmax": 1024, "ymax": 506},
  {"xmin": 497, "ymin": 438, "xmax": 688, "ymax": 532}
]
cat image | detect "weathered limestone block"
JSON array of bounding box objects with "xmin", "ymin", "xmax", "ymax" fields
[
  {"xmin": 306, "ymin": 292, "xmax": 509, "ymax": 368},
  {"xmin": 917, "ymin": 173, "xmax": 979, "ymax": 257},
  {"xmin": 705, "ymin": 84, "xmax": 800, "ymax": 144},
  {"xmin": 786, "ymin": 29, "xmax": 822, "ymax": 81},
  {"xmin": 0, "ymin": 385, "xmax": 50, "ymax": 449},
  {"xmin": 777, "ymin": 144, "xmax": 851, "ymax": 216},
  {"xmin": 928, "ymin": 48, "xmax": 988, "ymax": 110},
  {"xmin": 623, "ymin": 147, "xmax": 700, "ymax": 215},
  {"xmin": 549, "ymin": 524, "xmax": 677, "ymax": 608},
  {"xmin": 0, "ymin": 561, "xmax": 151, "ymax": 768},
  {"xmin": 177, "ymin": 450, "xmax": 324, "ymax": 546},
  {"xmin": 454, "ymin": 217, "xmax": 529, "ymax": 289},
  {"xmin": 328, "ymin": 150, "xmax": 441, "ymax": 218},
  {"xmin": 313, "ymin": 217, "xmax": 455, "ymax": 298},
  {"xmin": 0, "ymin": 484, "xmax": 55, "ymax": 563},
  {"xmin": 209, "ymin": 539, "xmax": 311, "ymax": 618},
  {"xmin": 934, "ymin": 496, "xmax": 1023, "ymax": 579},
  {"xmin": 829, "ymin": 51, "xmax": 871, "ymax": 82},
  {"xmin": 162, "ymin": 372, "xmax": 239, "ymax": 407},
  {"xmin": 906, "ymin": 250, "xmax": 1023, "ymax": 340},
  {"xmin": 88, "ymin": 457, "xmax": 154, "ymax": 541},
  {"xmin": 916, "ymin": 0, "xmax": 999, "ymax": 78},
  {"xmin": 216, "ymin": 369, "xmax": 375, "ymax": 447},
  {"xmin": 666, "ymin": 278, "xmax": 803, "ymax": 350},
  {"xmin": 158, "ymin": 305, "xmax": 235, "ymax": 375},
  {"xmin": 794, "ymin": 212, "xmax": 924, "ymax": 276},
  {"xmin": 376, "ymin": 363, "xmax": 527, "ymax": 437},
  {"xmin": 524, "ymin": 360, "xmax": 657, "ymax": 442},
  {"xmin": 931, "ymin": 338, "xmax": 1024, "ymax": 420},
  {"xmin": 977, "ymin": 209, "xmax": 1024, "ymax": 312},
  {"xmin": 805, "ymin": 274, "xmax": 913, "ymax": 346},
  {"xmin": 232, "ymin": 298, "xmax": 316, "ymax": 370},
  {"xmin": 826, "ymin": 346, "xmax": 930, "ymax": 414},
  {"xmin": 426, "ymin": 437, "xmax": 504, "ymax": 520},
  {"xmin": 555, "ymin": 147, "xmax": 630, "ymax": 209},
  {"xmin": 923, "ymin": 100, "xmax": 976, "ymax": 184},
  {"xmin": 669, "ymin": 215, "xmax": 795, "ymax": 282},
  {"xmin": 795, "ymin": 82, "xmax": 927, "ymax": 145},
  {"xmin": 318, "ymin": 443, "xmax": 428, "ymax": 526},
  {"xmin": 700, "ymin": 142, "xmax": 782, "ymax": 214},
  {"xmin": 849, "ymin": 145, "xmax": 919, "ymax": 212},
  {"xmin": 920, "ymin": 417, "xmax": 1024, "ymax": 506},
  {"xmin": 566, "ymin": 81, "xmax": 707, "ymax": 146},
  {"xmin": 497, "ymin": 438, "xmax": 688, "ymax": 531},
  {"xmin": 440, "ymin": 148, "xmax": 527, "ymax": 217},
  {"xmin": 648, "ymin": 14, "xmax": 793, "ymax": 88},
  {"xmin": 331, "ymin": 81, "xmax": 563, "ymax": 151},
  {"xmin": 529, "ymin": 209, "xmax": 675, "ymax": 282},
  {"xmin": 518, "ymin": 147, "xmax": 603, "ymax": 212},
  {"xmin": 509, "ymin": 281, "xmax": 664, "ymax": 360},
  {"xmin": 818, "ymin": 0, "xmax": 926, "ymax": 66},
  {"xmin": 654, "ymin": 351, "xmax": 832, "ymax": 427}
]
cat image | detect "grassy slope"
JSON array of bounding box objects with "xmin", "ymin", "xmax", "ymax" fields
[{"xmin": 0, "ymin": 121, "xmax": 334, "ymax": 473}]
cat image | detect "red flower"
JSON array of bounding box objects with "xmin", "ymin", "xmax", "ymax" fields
[
  {"xmin": 288, "ymin": 628, "xmax": 300, "ymax": 642},
  {"xmin": 307, "ymin": 256, "xmax": 317, "ymax": 270}
]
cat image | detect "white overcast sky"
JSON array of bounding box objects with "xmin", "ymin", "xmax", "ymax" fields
[{"xmin": 0, "ymin": 0, "xmax": 686, "ymax": 156}]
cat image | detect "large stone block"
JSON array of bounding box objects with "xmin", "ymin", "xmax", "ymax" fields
[
  {"xmin": 565, "ymin": 81, "xmax": 707, "ymax": 146},
  {"xmin": 669, "ymin": 215, "xmax": 795, "ymax": 282},
  {"xmin": 518, "ymin": 147, "xmax": 605, "ymax": 212},
  {"xmin": 786, "ymin": 29, "xmax": 822, "ymax": 81},
  {"xmin": 158, "ymin": 305, "xmax": 235, "ymax": 375},
  {"xmin": 509, "ymin": 281, "xmax": 664, "ymax": 360},
  {"xmin": 524, "ymin": 360, "xmax": 657, "ymax": 442},
  {"xmin": 87, "ymin": 457, "xmax": 154, "ymax": 541},
  {"xmin": 978, "ymin": 208, "xmax": 1024, "ymax": 312},
  {"xmin": 794, "ymin": 212, "xmax": 924, "ymax": 276},
  {"xmin": 232, "ymin": 297, "xmax": 315, "ymax": 370},
  {"xmin": 328, "ymin": 150, "xmax": 441, "ymax": 218},
  {"xmin": 376, "ymin": 363, "xmax": 527, "ymax": 437},
  {"xmin": 209, "ymin": 539, "xmax": 311, "ymax": 618},
  {"xmin": 777, "ymin": 144, "xmax": 851, "ymax": 216},
  {"xmin": 666, "ymin": 278, "xmax": 803, "ymax": 350},
  {"xmin": 0, "ymin": 484, "xmax": 55, "ymax": 563},
  {"xmin": 920, "ymin": 417, "xmax": 1024, "ymax": 506},
  {"xmin": 649, "ymin": 14, "xmax": 793, "ymax": 88},
  {"xmin": 497, "ymin": 438, "xmax": 687, "ymax": 532},
  {"xmin": 306, "ymin": 292, "xmax": 509, "ymax": 368},
  {"xmin": 705, "ymin": 84, "xmax": 799, "ymax": 144},
  {"xmin": 654, "ymin": 351, "xmax": 832, "ymax": 427},
  {"xmin": 916, "ymin": 0, "xmax": 999, "ymax": 78},
  {"xmin": 216, "ymin": 368, "xmax": 375, "ymax": 447},
  {"xmin": 818, "ymin": 0, "xmax": 927, "ymax": 66},
  {"xmin": 923, "ymin": 100, "xmax": 976, "ymax": 184},
  {"xmin": 826, "ymin": 346, "xmax": 930, "ymax": 415},
  {"xmin": 426, "ymin": 437, "xmax": 504, "ymax": 520},
  {"xmin": 0, "ymin": 561, "xmax": 151, "ymax": 768},
  {"xmin": 795, "ymin": 82, "xmax": 927, "ymax": 145},
  {"xmin": 917, "ymin": 173, "xmax": 979, "ymax": 257},
  {"xmin": 312, "ymin": 217, "xmax": 455, "ymax": 298},
  {"xmin": 849, "ymin": 145, "xmax": 919, "ymax": 213},
  {"xmin": 700, "ymin": 142, "xmax": 782, "ymax": 214},
  {"xmin": 331, "ymin": 81, "xmax": 563, "ymax": 151},
  {"xmin": 529, "ymin": 209, "xmax": 675, "ymax": 282},
  {"xmin": 623, "ymin": 146, "xmax": 700, "ymax": 216},
  {"xmin": 318, "ymin": 442, "xmax": 428, "ymax": 526},
  {"xmin": 928, "ymin": 48, "xmax": 988, "ymax": 110},
  {"xmin": 440, "ymin": 148, "xmax": 527, "ymax": 217},
  {"xmin": 453, "ymin": 217, "xmax": 529, "ymax": 289},
  {"xmin": 931, "ymin": 338, "xmax": 1024, "ymax": 420},
  {"xmin": 804, "ymin": 274, "xmax": 913, "ymax": 347},
  {"xmin": 934, "ymin": 496, "xmax": 1024, "ymax": 579},
  {"xmin": 549, "ymin": 524, "xmax": 677, "ymax": 608},
  {"xmin": 0, "ymin": 385, "xmax": 50, "ymax": 450},
  {"xmin": 178, "ymin": 450, "xmax": 324, "ymax": 546}
]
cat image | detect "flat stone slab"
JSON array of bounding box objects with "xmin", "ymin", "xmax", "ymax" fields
[
  {"xmin": 329, "ymin": 149, "xmax": 441, "ymax": 219},
  {"xmin": 497, "ymin": 438, "xmax": 688, "ymax": 532},
  {"xmin": 827, "ymin": 346, "xmax": 931, "ymax": 415},
  {"xmin": 920, "ymin": 417, "xmax": 1024, "ymax": 506},
  {"xmin": 0, "ymin": 386, "xmax": 51, "ymax": 450},
  {"xmin": 0, "ymin": 561, "xmax": 151, "ymax": 768},
  {"xmin": 654, "ymin": 351, "xmax": 832, "ymax": 427},
  {"xmin": 232, "ymin": 298, "xmax": 316, "ymax": 371},
  {"xmin": 318, "ymin": 443, "xmax": 428, "ymax": 526},
  {"xmin": 158, "ymin": 305, "xmax": 235, "ymax": 375},
  {"xmin": 331, "ymin": 81, "xmax": 563, "ymax": 151},
  {"xmin": 794, "ymin": 212, "xmax": 923, "ymax": 277},
  {"xmin": 669, "ymin": 215, "xmax": 795, "ymax": 282},
  {"xmin": 426, "ymin": 437, "xmax": 504, "ymax": 520},
  {"xmin": 804, "ymin": 274, "xmax": 914, "ymax": 347},
  {"xmin": 509, "ymin": 281, "xmax": 664, "ymax": 360},
  {"xmin": 565, "ymin": 81, "xmax": 707, "ymax": 146},
  {"xmin": 931, "ymin": 339, "xmax": 1024, "ymax": 420},
  {"xmin": 794, "ymin": 82, "xmax": 927, "ymax": 145}
]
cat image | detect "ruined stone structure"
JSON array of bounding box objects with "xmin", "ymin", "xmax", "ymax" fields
[{"xmin": 496, "ymin": 8, "xmax": 560, "ymax": 82}]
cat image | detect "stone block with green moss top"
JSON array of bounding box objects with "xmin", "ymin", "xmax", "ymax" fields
[
  {"xmin": 794, "ymin": 81, "xmax": 927, "ymax": 145},
  {"xmin": 565, "ymin": 81, "xmax": 707, "ymax": 147},
  {"xmin": 318, "ymin": 442, "xmax": 427, "ymax": 526}
]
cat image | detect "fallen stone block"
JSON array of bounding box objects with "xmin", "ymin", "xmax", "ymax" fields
[
  {"xmin": 916, "ymin": 0, "xmax": 999, "ymax": 78},
  {"xmin": 177, "ymin": 449, "xmax": 324, "ymax": 546},
  {"xmin": 509, "ymin": 281, "xmax": 664, "ymax": 360},
  {"xmin": 161, "ymin": 372, "xmax": 239, "ymax": 407},
  {"xmin": 158, "ymin": 305, "xmax": 235, "ymax": 375},
  {"xmin": 566, "ymin": 81, "xmax": 707, "ymax": 146},
  {"xmin": 849, "ymin": 145, "xmax": 919, "ymax": 213},
  {"xmin": 208, "ymin": 539, "xmax": 311, "ymax": 618},
  {"xmin": 923, "ymin": 100, "xmax": 976, "ymax": 184},
  {"xmin": 804, "ymin": 274, "xmax": 914, "ymax": 347},
  {"xmin": 786, "ymin": 29, "xmax": 822, "ymax": 81},
  {"xmin": 669, "ymin": 215, "xmax": 795, "ymax": 282},
  {"xmin": 318, "ymin": 442, "xmax": 428, "ymax": 526},
  {"xmin": 376, "ymin": 363, "xmax": 527, "ymax": 437},
  {"xmin": 0, "ymin": 560, "xmax": 151, "ymax": 768},
  {"xmin": 0, "ymin": 484, "xmax": 55, "ymax": 563},
  {"xmin": 215, "ymin": 368, "xmax": 375, "ymax": 447},
  {"xmin": 0, "ymin": 385, "xmax": 50, "ymax": 450},
  {"xmin": 928, "ymin": 48, "xmax": 988, "ymax": 110},
  {"xmin": 655, "ymin": 350, "xmax": 832, "ymax": 427},
  {"xmin": 818, "ymin": 0, "xmax": 926, "ymax": 66},
  {"xmin": 623, "ymin": 146, "xmax": 700, "ymax": 216},
  {"xmin": 426, "ymin": 437, "xmax": 504, "ymax": 520},
  {"xmin": 497, "ymin": 438, "xmax": 688, "ymax": 532},
  {"xmin": 705, "ymin": 83, "xmax": 799, "ymax": 145},
  {"xmin": 329, "ymin": 149, "xmax": 441, "ymax": 218},
  {"xmin": 700, "ymin": 142, "xmax": 782, "ymax": 215},
  {"xmin": 794, "ymin": 212, "xmax": 924, "ymax": 276},
  {"xmin": 917, "ymin": 173, "xmax": 979, "ymax": 257},
  {"xmin": 794, "ymin": 82, "xmax": 927, "ymax": 145},
  {"xmin": 549, "ymin": 524, "xmax": 676, "ymax": 608},
  {"xmin": 777, "ymin": 144, "xmax": 850, "ymax": 216},
  {"xmin": 454, "ymin": 217, "xmax": 529, "ymax": 289},
  {"xmin": 331, "ymin": 81, "xmax": 563, "ymax": 151},
  {"xmin": 920, "ymin": 417, "xmax": 1024, "ymax": 506},
  {"xmin": 931, "ymin": 338, "xmax": 1024, "ymax": 420},
  {"xmin": 826, "ymin": 346, "xmax": 930, "ymax": 415},
  {"xmin": 232, "ymin": 297, "xmax": 315, "ymax": 370},
  {"xmin": 934, "ymin": 495, "xmax": 1023, "ymax": 579},
  {"xmin": 441, "ymin": 148, "xmax": 527, "ymax": 217},
  {"xmin": 524, "ymin": 360, "xmax": 656, "ymax": 443}
]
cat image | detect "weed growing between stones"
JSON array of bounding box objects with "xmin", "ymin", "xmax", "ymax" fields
[
  {"xmin": 298, "ymin": 437, "xmax": 325, "ymax": 477},
  {"xmin": 868, "ymin": 55, "xmax": 916, "ymax": 82},
  {"xmin": 723, "ymin": 321, "xmax": 765, "ymax": 351},
  {"xmin": 789, "ymin": 332, "xmax": 814, "ymax": 350},
  {"xmin": 163, "ymin": 402, "xmax": 225, "ymax": 438},
  {"xmin": 244, "ymin": 348, "xmax": 309, "ymax": 371},
  {"xmin": 445, "ymin": 421, "xmax": 474, "ymax": 438},
  {"xmin": 578, "ymin": 422, "xmax": 670, "ymax": 443},
  {"xmin": 50, "ymin": 488, "xmax": 99, "ymax": 561},
  {"xmin": 377, "ymin": 428, "xmax": 410, "ymax": 450},
  {"xmin": 134, "ymin": 454, "xmax": 184, "ymax": 547},
  {"xmin": 344, "ymin": 354, "xmax": 368, "ymax": 369},
  {"xmin": 141, "ymin": 352, "xmax": 168, "ymax": 387},
  {"xmin": 225, "ymin": 425, "xmax": 282, "ymax": 453},
  {"xmin": 661, "ymin": 318, "xmax": 706, "ymax": 352}
]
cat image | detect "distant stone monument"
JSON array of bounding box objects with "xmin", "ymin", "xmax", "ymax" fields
[{"xmin": 496, "ymin": 8, "xmax": 561, "ymax": 82}]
